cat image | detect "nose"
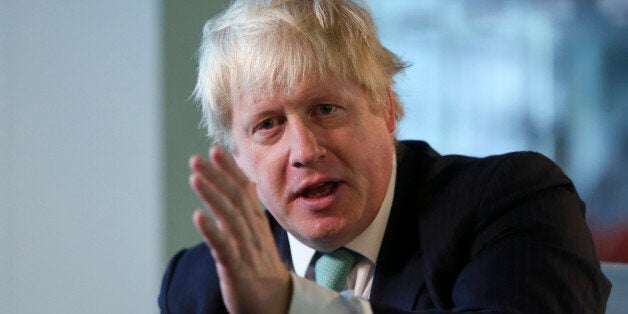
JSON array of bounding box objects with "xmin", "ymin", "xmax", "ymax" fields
[{"xmin": 288, "ymin": 119, "xmax": 326, "ymax": 168}]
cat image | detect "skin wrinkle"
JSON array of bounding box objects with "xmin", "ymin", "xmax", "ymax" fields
[{"xmin": 231, "ymin": 76, "xmax": 396, "ymax": 251}]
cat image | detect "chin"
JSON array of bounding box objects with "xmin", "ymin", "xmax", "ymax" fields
[{"xmin": 294, "ymin": 217, "xmax": 358, "ymax": 250}]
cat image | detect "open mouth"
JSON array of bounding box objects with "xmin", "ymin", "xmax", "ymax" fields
[{"xmin": 301, "ymin": 181, "xmax": 339, "ymax": 198}]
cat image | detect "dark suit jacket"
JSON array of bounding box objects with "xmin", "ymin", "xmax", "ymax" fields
[{"xmin": 159, "ymin": 140, "xmax": 611, "ymax": 313}]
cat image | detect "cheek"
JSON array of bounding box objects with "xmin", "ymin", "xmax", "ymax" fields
[
  {"xmin": 237, "ymin": 152, "xmax": 284, "ymax": 199},
  {"xmin": 233, "ymin": 154, "xmax": 251, "ymax": 177},
  {"xmin": 233, "ymin": 151, "xmax": 263, "ymax": 188}
]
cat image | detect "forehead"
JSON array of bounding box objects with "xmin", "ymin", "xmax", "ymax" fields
[{"xmin": 233, "ymin": 76, "xmax": 361, "ymax": 111}]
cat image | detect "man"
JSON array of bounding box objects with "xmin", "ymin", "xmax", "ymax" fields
[{"xmin": 159, "ymin": 0, "xmax": 611, "ymax": 313}]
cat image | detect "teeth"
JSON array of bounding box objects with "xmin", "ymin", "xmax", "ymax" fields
[
  {"xmin": 303, "ymin": 182, "xmax": 337, "ymax": 198},
  {"xmin": 307, "ymin": 189, "xmax": 330, "ymax": 198}
]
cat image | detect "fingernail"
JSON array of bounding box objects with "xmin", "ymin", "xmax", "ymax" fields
[
  {"xmin": 189, "ymin": 155, "xmax": 200, "ymax": 168},
  {"xmin": 210, "ymin": 145, "xmax": 221, "ymax": 155}
]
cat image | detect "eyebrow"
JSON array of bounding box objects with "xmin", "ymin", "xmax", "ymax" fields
[{"xmin": 238, "ymin": 83, "xmax": 350, "ymax": 127}]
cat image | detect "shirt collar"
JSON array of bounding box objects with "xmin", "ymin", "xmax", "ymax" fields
[{"xmin": 288, "ymin": 157, "xmax": 397, "ymax": 276}]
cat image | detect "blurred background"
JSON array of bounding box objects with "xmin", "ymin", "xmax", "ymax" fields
[{"xmin": 1, "ymin": 0, "xmax": 626, "ymax": 313}]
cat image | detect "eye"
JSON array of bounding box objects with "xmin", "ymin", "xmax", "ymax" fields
[
  {"xmin": 253, "ymin": 117, "xmax": 284, "ymax": 134},
  {"xmin": 317, "ymin": 104, "xmax": 336, "ymax": 115},
  {"xmin": 258, "ymin": 118, "xmax": 276, "ymax": 130}
]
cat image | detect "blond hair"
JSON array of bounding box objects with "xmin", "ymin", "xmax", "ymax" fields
[{"xmin": 194, "ymin": 0, "xmax": 407, "ymax": 149}]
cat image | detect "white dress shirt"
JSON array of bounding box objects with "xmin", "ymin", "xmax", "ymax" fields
[{"xmin": 287, "ymin": 159, "xmax": 397, "ymax": 313}]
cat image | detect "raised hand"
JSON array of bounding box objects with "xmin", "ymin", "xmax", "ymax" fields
[{"xmin": 189, "ymin": 146, "xmax": 292, "ymax": 314}]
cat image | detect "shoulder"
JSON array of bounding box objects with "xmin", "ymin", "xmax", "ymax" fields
[
  {"xmin": 396, "ymin": 140, "xmax": 574, "ymax": 202},
  {"xmin": 395, "ymin": 140, "xmax": 589, "ymax": 267},
  {"xmin": 393, "ymin": 141, "xmax": 610, "ymax": 312},
  {"xmin": 158, "ymin": 243, "xmax": 225, "ymax": 313},
  {"xmin": 398, "ymin": 140, "xmax": 585, "ymax": 239}
]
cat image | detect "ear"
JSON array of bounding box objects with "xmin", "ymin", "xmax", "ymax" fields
[{"xmin": 385, "ymin": 88, "xmax": 397, "ymax": 133}]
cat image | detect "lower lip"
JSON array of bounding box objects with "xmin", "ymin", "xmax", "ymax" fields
[{"xmin": 295, "ymin": 183, "xmax": 342, "ymax": 212}]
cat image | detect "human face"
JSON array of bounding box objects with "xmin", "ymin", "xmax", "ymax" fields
[{"xmin": 231, "ymin": 76, "xmax": 396, "ymax": 251}]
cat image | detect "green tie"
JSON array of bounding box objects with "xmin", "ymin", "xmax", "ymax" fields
[{"xmin": 314, "ymin": 248, "xmax": 356, "ymax": 292}]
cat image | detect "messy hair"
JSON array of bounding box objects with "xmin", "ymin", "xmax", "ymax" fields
[{"xmin": 194, "ymin": 0, "xmax": 407, "ymax": 150}]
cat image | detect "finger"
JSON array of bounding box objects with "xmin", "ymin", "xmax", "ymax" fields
[
  {"xmin": 242, "ymin": 182, "xmax": 273, "ymax": 236},
  {"xmin": 190, "ymin": 154, "xmax": 256, "ymax": 215},
  {"xmin": 189, "ymin": 156, "xmax": 266, "ymax": 240},
  {"xmin": 205, "ymin": 148, "xmax": 267, "ymax": 229},
  {"xmin": 190, "ymin": 150, "xmax": 266, "ymax": 249},
  {"xmin": 189, "ymin": 155, "xmax": 223, "ymax": 190},
  {"xmin": 208, "ymin": 147, "xmax": 267, "ymax": 222},
  {"xmin": 189, "ymin": 172, "xmax": 255, "ymax": 248},
  {"xmin": 209, "ymin": 146, "xmax": 251, "ymax": 188},
  {"xmin": 189, "ymin": 155, "xmax": 248, "ymax": 215},
  {"xmin": 192, "ymin": 209, "xmax": 234, "ymax": 265}
]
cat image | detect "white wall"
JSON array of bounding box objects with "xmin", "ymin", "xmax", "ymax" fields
[{"xmin": 0, "ymin": 1, "xmax": 162, "ymax": 313}]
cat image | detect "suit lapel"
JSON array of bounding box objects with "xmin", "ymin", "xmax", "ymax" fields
[
  {"xmin": 267, "ymin": 210, "xmax": 294, "ymax": 271},
  {"xmin": 370, "ymin": 142, "xmax": 435, "ymax": 310}
]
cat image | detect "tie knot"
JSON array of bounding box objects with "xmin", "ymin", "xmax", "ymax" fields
[{"xmin": 314, "ymin": 247, "xmax": 356, "ymax": 291}]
